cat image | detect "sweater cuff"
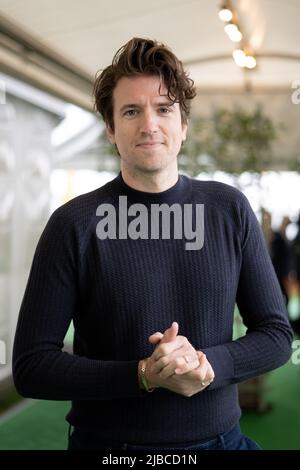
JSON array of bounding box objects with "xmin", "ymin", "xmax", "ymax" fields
[{"xmin": 202, "ymin": 345, "xmax": 234, "ymax": 390}]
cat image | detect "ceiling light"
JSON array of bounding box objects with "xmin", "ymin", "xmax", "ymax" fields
[
  {"xmin": 232, "ymin": 49, "xmax": 245, "ymax": 67},
  {"xmin": 244, "ymin": 55, "xmax": 257, "ymax": 69},
  {"xmin": 218, "ymin": 8, "xmax": 233, "ymax": 22},
  {"xmin": 218, "ymin": 2, "xmax": 257, "ymax": 70},
  {"xmin": 227, "ymin": 29, "xmax": 242, "ymax": 42},
  {"xmin": 224, "ymin": 22, "xmax": 238, "ymax": 35}
]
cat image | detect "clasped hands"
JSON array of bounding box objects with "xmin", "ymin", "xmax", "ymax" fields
[{"xmin": 142, "ymin": 322, "xmax": 215, "ymax": 397}]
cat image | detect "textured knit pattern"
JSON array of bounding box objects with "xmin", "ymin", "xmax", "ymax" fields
[{"xmin": 13, "ymin": 173, "xmax": 293, "ymax": 443}]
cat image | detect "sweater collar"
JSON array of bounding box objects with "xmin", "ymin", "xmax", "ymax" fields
[{"xmin": 106, "ymin": 171, "xmax": 192, "ymax": 205}]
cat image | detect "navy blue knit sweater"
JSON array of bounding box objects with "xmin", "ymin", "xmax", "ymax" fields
[{"xmin": 13, "ymin": 173, "xmax": 292, "ymax": 443}]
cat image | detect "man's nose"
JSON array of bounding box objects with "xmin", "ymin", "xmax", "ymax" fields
[{"xmin": 139, "ymin": 110, "xmax": 158, "ymax": 134}]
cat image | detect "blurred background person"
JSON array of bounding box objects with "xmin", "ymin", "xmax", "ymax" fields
[
  {"xmin": 270, "ymin": 216, "xmax": 292, "ymax": 306},
  {"xmin": 289, "ymin": 214, "xmax": 300, "ymax": 335}
]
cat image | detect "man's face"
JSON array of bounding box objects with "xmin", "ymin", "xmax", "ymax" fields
[{"xmin": 106, "ymin": 75, "xmax": 188, "ymax": 176}]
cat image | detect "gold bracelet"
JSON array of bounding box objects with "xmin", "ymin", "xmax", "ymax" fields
[{"xmin": 140, "ymin": 359, "xmax": 155, "ymax": 392}]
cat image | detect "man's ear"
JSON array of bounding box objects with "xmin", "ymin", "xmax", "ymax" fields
[
  {"xmin": 182, "ymin": 120, "xmax": 188, "ymax": 142},
  {"xmin": 106, "ymin": 123, "xmax": 115, "ymax": 144}
]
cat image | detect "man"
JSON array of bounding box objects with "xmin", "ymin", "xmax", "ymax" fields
[{"xmin": 13, "ymin": 37, "xmax": 292, "ymax": 451}]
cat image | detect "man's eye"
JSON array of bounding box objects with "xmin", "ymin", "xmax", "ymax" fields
[
  {"xmin": 159, "ymin": 107, "xmax": 171, "ymax": 113},
  {"xmin": 124, "ymin": 109, "xmax": 137, "ymax": 117}
]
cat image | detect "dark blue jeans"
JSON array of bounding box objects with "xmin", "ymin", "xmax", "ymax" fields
[{"xmin": 68, "ymin": 422, "xmax": 261, "ymax": 451}]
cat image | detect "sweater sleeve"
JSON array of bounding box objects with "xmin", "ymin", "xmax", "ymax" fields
[
  {"xmin": 12, "ymin": 206, "xmax": 142, "ymax": 401},
  {"xmin": 203, "ymin": 194, "xmax": 293, "ymax": 390}
]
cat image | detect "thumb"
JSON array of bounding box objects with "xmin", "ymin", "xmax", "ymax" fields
[{"xmin": 160, "ymin": 321, "xmax": 178, "ymax": 344}]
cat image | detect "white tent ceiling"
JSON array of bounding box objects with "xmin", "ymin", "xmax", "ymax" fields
[{"xmin": 0, "ymin": 0, "xmax": 300, "ymax": 92}]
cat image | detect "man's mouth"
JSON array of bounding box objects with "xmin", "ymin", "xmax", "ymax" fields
[{"xmin": 136, "ymin": 142, "xmax": 163, "ymax": 147}]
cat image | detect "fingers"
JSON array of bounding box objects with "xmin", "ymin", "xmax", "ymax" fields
[
  {"xmin": 151, "ymin": 345, "xmax": 199, "ymax": 376},
  {"xmin": 148, "ymin": 332, "xmax": 164, "ymax": 344},
  {"xmin": 158, "ymin": 354, "xmax": 200, "ymax": 379},
  {"xmin": 151, "ymin": 335, "xmax": 191, "ymax": 364},
  {"xmin": 197, "ymin": 353, "xmax": 209, "ymax": 383},
  {"xmin": 148, "ymin": 323, "xmax": 205, "ymax": 383},
  {"xmin": 203, "ymin": 361, "xmax": 215, "ymax": 385},
  {"xmin": 148, "ymin": 322, "xmax": 178, "ymax": 345},
  {"xmin": 195, "ymin": 352, "xmax": 215, "ymax": 388},
  {"xmin": 174, "ymin": 353, "xmax": 202, "ymax": 375}
]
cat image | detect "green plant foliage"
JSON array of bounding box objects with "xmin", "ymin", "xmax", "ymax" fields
[{"xmin": 179, "ymin": 105, "xmax": 281, "ymax": 175}]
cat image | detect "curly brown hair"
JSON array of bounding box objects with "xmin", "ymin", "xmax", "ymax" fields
[{"xmin": 93, "ymin": 37, "xmax": 196, "ymax": 131}]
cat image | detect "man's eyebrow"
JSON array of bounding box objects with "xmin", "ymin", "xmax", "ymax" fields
[
  {"xmin": 120, "ymin": 104, "xmax": 138, "ymax": 113},
  {"xmin": 156, "ymin": 100, "xmax": 174, "ymax": 107}
]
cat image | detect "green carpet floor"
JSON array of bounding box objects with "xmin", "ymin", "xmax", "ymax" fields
[
  {"xmin": 0, "ymin": 357, "xmax": 299, "ymax": 450},
  {"xmin": 240, "ymin": 357, "xmax": 300, "ymax": 450}
]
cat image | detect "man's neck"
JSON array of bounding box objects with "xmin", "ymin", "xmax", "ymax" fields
[{"xmin": 120, "ymin": 167, "xmax": 179, "ymax": 193}]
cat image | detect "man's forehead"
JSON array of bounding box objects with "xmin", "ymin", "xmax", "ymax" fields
[{"xmin": 113, "ymin": 75, "xmax": 172, "ymax": 104}]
